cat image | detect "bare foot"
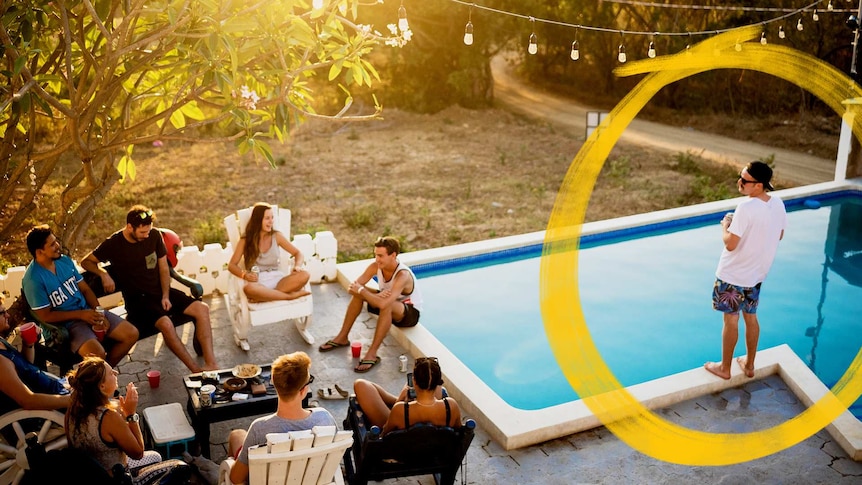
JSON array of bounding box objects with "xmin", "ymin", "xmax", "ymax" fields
[
  {"xmin": 283, "ymin": 290, "xmax": 311, "ymax": 300},
  {"xmin": 736, "ymin": 356, "xmax": 755, "ymax": 378},
  {"xmin": 704, "ymin": 362, "xmax": 731, "ymax": 380}
]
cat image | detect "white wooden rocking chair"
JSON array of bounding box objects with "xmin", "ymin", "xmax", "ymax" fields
[
  {"xmin": 218, "ymin": 426, "xmax": 353, "ymax": 485},
  {"xmin": 223, "ymin": 205, "xmax": 314, "ymax": 351}
]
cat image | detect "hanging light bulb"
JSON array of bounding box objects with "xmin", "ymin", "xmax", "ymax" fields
[
  {"xmin": 813, "ymin": 9, "xmax": 819, "ymax": 22},
  {"xmin": 312, "ymin": 0, "xmax": 324, "ymax": 9},
  {"xmin": 527, "ymin": 18, "xmax": 537, "ymax": 55},
  {"xmin": 797, "ymin": 18, "xmax": 804, "ymax": 31},
  {"xmin": 648, "ymin": 41, "xmax": 656, "ymax": 58},
  {"xmin": 463, "ymin": 21, "xmax": 474, "ymax": 46},
  {"xmin": 398, "ymin": 2, "xmax": 409, "ymax": 32},
  {"xmin": 463, "ymin": 7, "xmax": 473, "ymax": 46},
  {"xmin": 760, "ymin": 31, "xmax": 767, "ymax": 45},
  {"xmin": 617, "ymin": 32, "xmax": 626, "ymax": 63},
  {"xmin": 778, "ymin": 25, "xmax": 785, "ymax": 39},
  {"xmin": 570, "ymin": 40, "xmax": 580, "ymax": 61},
  {"xmin": 828, "ymin": 0, "xmax": 834, "ymax": 11}
]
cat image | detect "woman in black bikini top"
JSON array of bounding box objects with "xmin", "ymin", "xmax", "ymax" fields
[{"xmin": 353, "ymin": 356, "xmax": 462, "ymax": 434}]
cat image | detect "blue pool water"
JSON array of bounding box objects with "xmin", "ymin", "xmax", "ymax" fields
[{"xmin": 414, "ymin": 192, "xmax": 862, "ymax": 415}]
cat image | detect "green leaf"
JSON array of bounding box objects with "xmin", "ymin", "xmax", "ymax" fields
[
  {"xmin": 328, "ymin": 62, "xmax": 342, "ymax": 81},
  {"xmin": 21, "ymin": 20, "xmax": 33, "ymax": 43},
  {"xmin": 253, "ymin": 138, "xmax": 275, "ymax": 166},
  {"xmin": 169, "ymin": 109, "xmax": 185, "ymax": 129},
  {"xmin": 13, "ymin": 56, "xmax": 26, "ymax": 76},
  {"xmin": 180, "ymin": 101, "xmax": 205, "ymax": 120},
  {"xmin": 237, "ymin": 138, "xmax": 251, "ymax": 156},
  {"xmin": 94, "ymin": 0, "xmax": 111, "ymax": 21},
  {"xmin": 117, "ymin": 154, "xmax": 136, "ymax": 183}
]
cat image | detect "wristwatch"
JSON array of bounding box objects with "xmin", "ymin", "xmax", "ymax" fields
[{"xmin": 126, "ymin": 413, "xmax": 139, "ymax": 423}]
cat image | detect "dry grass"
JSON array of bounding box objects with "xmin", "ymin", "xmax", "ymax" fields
[{"xmin": 4, "ymin": 106, "xmax": 791, "ymax": 267}]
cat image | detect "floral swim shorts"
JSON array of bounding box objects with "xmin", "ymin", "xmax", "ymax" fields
[{"xmin": 712, "ymin": 278, "xmax": 762, "ymax": 314}]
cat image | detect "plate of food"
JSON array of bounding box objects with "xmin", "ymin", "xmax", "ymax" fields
[{"xmin": 232, "ymin": 363, "xmax": 261, "ymax": 379}]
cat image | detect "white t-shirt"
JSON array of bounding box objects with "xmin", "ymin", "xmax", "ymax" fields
[{"xmin": 715, "ymin": 194, "xmax": 787, "ymax": 287}]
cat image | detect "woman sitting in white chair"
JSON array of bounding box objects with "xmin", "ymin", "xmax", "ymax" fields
[{"xmin": 228, "ymin": 202, "xmax": 311, "ymax": 302}]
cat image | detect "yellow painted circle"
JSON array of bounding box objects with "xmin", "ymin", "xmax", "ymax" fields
[{"xmin": 541, "ymin": 26, "xmax": 862, "ymax": 465}]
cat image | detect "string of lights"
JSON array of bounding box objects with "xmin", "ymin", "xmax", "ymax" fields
[
  {"xmin": 603, "ymin": 0, "xmax": 855, "ymax": 14},
  {"xmin": 398, "ymin": 0, "xmax": 853, "ymax": 62},
  {"xmin": 443, "ymin": 0, "xmax": 829, "ymax": 37}
]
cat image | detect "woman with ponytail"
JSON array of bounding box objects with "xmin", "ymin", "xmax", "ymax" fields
[{"xmin": 354, "ymin": 356, "xmax": 461, "ymax": 434}]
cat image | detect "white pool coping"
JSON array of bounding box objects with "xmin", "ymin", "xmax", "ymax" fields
[{"xmin": 336, "ymin": 180, "xmax": 862, "ymax": 456}]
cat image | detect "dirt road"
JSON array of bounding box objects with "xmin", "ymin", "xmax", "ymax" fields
[{"xmin": 491, "ymin": 56, "xmax": 837, "ymax": 186}]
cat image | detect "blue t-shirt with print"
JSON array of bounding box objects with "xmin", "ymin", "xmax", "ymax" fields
[{"xmin": 22, "ymin": 255, "xmax": 88, "ymax": 312}]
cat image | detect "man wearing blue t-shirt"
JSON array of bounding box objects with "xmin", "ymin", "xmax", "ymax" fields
[{"xmin": 22, "ymin": 225, "xmax": 138, "ymax": 366}]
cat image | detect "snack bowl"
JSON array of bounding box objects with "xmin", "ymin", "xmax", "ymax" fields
[
  {"xmin": 232, "ymin": 363, "xmax": 261, "ymax": 379},
  {"xmin": 223, "ymin": 377, "xmax": 247, "ymax": 393}
]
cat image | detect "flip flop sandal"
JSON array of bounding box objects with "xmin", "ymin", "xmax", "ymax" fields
[
  {"xmin": 317, "ymin": 385, "xmax": 349, "ymax": 400},
  {"xmin": 318, "ymin": 339, "xmax": 348, "ymax": 352},
  {"xmin": 354, "ymin": 356, "xmax": 381, "ymax": 373}
]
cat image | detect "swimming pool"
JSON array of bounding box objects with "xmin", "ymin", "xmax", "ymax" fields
[
  {"xmin": 414, "ymin": 191, "xmax": 862, "ymax": 414},
  {"xmin": 337, "ymin": 180, "xmax": 862, "ymax": 451}
]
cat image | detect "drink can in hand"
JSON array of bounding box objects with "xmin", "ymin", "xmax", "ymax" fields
[{"xmin": 94, "ymin": 306, "xmax": 106, "ymax": 341}]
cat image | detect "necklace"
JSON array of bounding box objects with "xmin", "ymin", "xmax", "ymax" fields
[{"xmin": 414, "ymin": 399, "xmax": 437, "ymax": 407}]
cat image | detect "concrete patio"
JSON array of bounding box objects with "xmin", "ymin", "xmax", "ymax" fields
[{"xmin": 117, "ymin": 282, "xmax": 862, "ymax": 484}]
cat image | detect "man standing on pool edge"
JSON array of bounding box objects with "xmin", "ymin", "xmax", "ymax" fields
[{"xmin": 705, "ymin": 161, "xmax": 786, "ymax": 380}]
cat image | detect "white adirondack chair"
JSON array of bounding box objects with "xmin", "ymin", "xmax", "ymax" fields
[
  {"xmin": 218, "ymin": 426, "xmax": 353, "ymax": 485},
  {"xmin": 223, "ymin": 205, "xmax": 314, "ymax": 351}
]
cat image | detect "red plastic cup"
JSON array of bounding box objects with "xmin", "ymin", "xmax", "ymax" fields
[
  {"xmin": 93, "ymin": 325, "xmax": 106, "ymax": 342},
  {"xmin": 20, "ymin": 322, "xmax": 38, "ymax": 346},
  {"xmin": 147, "ymin": 370, "xmax": 161, "ymax": 388},
  {"xmin": 351, "ymin": 341, "xmax": 362, "ymax": 358}
]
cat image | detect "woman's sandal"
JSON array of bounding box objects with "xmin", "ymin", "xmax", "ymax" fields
[{"xmin": 317, "ymin": 384, "xmax": 349, "ymax": 400}]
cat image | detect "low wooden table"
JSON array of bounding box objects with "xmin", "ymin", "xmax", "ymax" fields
[
  {"xmin": 184, "ymin": 365, "xmax": 311, "ymax": 458},
  {"xmin": 185, "ymin": 365, "xmax": 277, "ymax": 458}
]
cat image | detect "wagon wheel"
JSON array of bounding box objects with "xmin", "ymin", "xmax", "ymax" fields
[{"xmin": 0, "ymin": 409, "xmax": 66, "ymax": 485}]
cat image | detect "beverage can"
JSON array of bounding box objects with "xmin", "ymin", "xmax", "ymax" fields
[
  {"xmin": 95, "ymin": 306, "xmax": 105, "ymax": 316},
  {"xmin": 200, "ymin": 384, "xmax": 215, "ymax": 407},
  {"xmin": 399, "ymin": 354, "xmax": 409, "ymax": 373},
  {"xmin": 251, "ymin": 265, "xmax": 260, "ymax": 275}
]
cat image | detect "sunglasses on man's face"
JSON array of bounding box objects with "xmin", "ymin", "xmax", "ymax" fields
[
  {"xmin": 305, "ymin": 374, "xmax": 315, "ymax": 388},
  {"xmin": 738, "ymin": 176, "xmax": 759, "ymax": 185}
]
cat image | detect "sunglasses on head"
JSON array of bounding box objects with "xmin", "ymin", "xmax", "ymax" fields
[{"xmin": 137, "ymin": 210, "xmax": 154, "ymax": 220}]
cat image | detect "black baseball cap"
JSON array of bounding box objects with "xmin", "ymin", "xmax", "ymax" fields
[{"xmin": 746, "ymin": 161, "xmax": 775, "ymax": 191}]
